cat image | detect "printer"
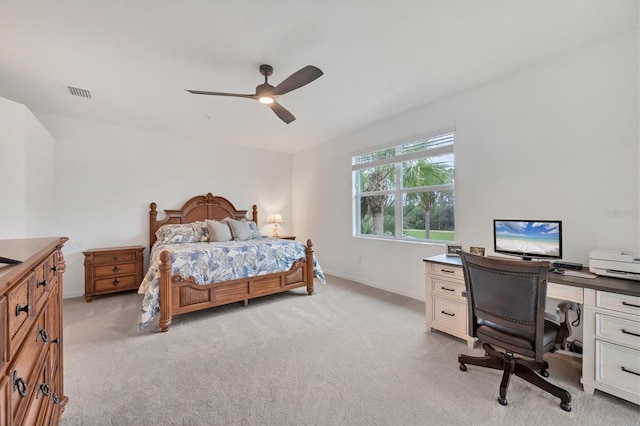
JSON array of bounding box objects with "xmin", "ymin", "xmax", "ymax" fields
[{"xmin": 589, "ymin": 250, "xmax": 640, "ymax": 281}]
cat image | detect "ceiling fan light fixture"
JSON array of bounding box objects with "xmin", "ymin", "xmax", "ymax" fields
[{"xmin": 259, "ymin": 96, "xmax": 274, "ymax": 104}]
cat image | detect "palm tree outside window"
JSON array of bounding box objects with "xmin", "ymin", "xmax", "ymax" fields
[{"xmin": 352, "ymin": 130, "xmax": 455, "ymax": 242}]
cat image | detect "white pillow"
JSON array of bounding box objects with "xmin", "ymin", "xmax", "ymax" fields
[
  {"xmin": 205, "ymin": 219, "xmax": 232, "ymax": 242},
  {"xmin": 223, "ymin": 218, "xmax": 252, "ymax": 241}
]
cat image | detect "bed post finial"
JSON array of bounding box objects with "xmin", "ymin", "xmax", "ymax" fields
[
  {"xmin": 150, "ymin": 202, "xmax": 157, "ymax": 216},
  {"xmin": 252, "ymin": 204, "xmax": 258, "ymax": 223}
]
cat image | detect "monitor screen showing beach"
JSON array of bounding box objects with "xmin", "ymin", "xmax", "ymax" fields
[{"xmin": 495, "ymin": 221, "xmax": 561, "ymax": 257}]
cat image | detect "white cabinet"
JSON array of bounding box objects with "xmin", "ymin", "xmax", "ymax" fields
[
  {"xmin": 424, "ymin": 257, "xmax": 476, "ymax": 348},
  {"xmin": 581, "ymin": 289, "xmax": 640, "ymax": 405}
]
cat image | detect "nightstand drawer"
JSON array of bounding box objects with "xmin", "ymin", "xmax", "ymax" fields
[
  {"xmin": 93, "ymin": 252, "xmax": 137, "ymax": 264},
  {"xmin": 94, "ymin": 275, "xmax": 138, "ymax": 293},
  {"xmin": 94, "ymin": 263, "xmax": 137, "ymax": 278}
]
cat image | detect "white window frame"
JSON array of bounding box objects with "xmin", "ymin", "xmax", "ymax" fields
[{"xmin": 352, "ymin": 128, "xmax": 455, "ymax": 242}]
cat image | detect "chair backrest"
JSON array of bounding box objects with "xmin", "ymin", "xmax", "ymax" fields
[{"xmin": 460, "ymin": 252, "xmax": 550, "ymax": 359}]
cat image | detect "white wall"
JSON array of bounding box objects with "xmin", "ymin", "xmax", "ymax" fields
[
  {"xmin": 0, "ymin": 97, "xmax": 55, "ymax": 238},
  {"xmin": 292, "ymin": 31, "xmax": 640, "ymax": 301},
  {"xmin": 35, "ymin": 114, "xmax": 293, "ymax": 298}
]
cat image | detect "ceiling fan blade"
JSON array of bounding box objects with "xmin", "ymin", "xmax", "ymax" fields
[
  {"xmin": 271, "ymin": 65, "xmax": 323, "ymax": 96},
  {"xmin": 186, "ymin": 90, "xmax": 257, "ymax": 99},
  {"xmin": 269, "ymin": 101, "xmax": 296, "ymax": 124}
]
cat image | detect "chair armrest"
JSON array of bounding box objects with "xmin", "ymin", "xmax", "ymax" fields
[{"xmin": 551, "ymin": 300, "xmax": 579, "ymax": 349}]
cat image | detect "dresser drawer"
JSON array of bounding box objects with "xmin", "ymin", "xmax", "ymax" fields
[
  {"xmin": 431, "ymin": 277, "xmax": 466, "ymax": 300},
  {"xmin": 8, "ymin": 274, "xmax": 33, "ymax": 342},
  {"xmin": 93, "ymin": 252, "xmax": 137, "ymax": 264},
  {"xmin": 94, "ymin": 262, "xmax": 136, "ymax": 278},
  {"xmin": 432, "ymin": 297, "xmax": 467, "ymax": 334},
  {"xmin": 94, "ymin": 275, "xmax": 138, "ymax": 293},
  {"xmin": 595, "ymin": 341, "xmax": 640, "ymax": 397},
  {"xmin": 22, "ymin": 351, "xmax": 51, "ymax": 426},
  {"xmin": 597, "ymin": 291, "xmax": 640, "ymax": 315},
  {"xmin": 428, "ymin": 262, "xmax": 464, "ymax": 281}
]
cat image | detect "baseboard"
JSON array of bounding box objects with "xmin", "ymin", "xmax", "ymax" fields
[{"xmin": 323, "ymin": 269, "xmax": 424, "ymax": 302}]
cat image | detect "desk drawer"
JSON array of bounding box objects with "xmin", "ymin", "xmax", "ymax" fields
[
  {"xmin": 429, "ymin": 262, "xmax": 463, "ymax": 281},
  {"xmin": 596, "ymin": 313, "xmax": 640, "ymax": 350},
  {"xmin": 432, "ymin": 297, "xmax": 466, "ymax": 334},
  {"xmin": 431, "ymin": 277, "xmax": 466, "ymax": 300},
  {"xmin": 597, "ymin": 292, "xmax": 640, "ymax": 315},
  {"xmin": 595, "ymin": 341, "xmax": 640, "ymax": 397},
  {"xmin": 547, "ymin": 282, "xmax": 583, "ymax": 304}
]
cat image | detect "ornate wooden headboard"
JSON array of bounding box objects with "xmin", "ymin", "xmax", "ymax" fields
[{"xmin": 149, "ymin": 193, "xmax": 258, "ymax": 247}]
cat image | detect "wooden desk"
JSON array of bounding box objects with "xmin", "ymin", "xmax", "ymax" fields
[{"xmin": 423, "ymin": 254, "xmax": 640, "ymax": 405}]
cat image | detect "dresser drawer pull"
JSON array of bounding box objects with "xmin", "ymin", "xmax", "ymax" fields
[
  {"xmin": 112, "ymin": 266, "xmax": 120, "ymax": 273},
  {"xmin": 37, "ymin": 383, "xmax": 51, "ymax": 399},
  {"xmin": 621, "ymin": 366, "xmax": 640, "ymax": 377},
  {"xmin": 37, "ymin": 279, "xmax": 48, "ymax": 288},
  {"xmin": 113, "ymin": 256, "xmax": 118, "ymax": 260},
  {"xmin": 621, "ymin": 329, "xmax": 640, "ymax": 338},
  {"xmin": 13, "ymin": 371, "xmax": 28, "ymax": 397},
  {"xmin": 440, "ymin": 286, "xmax": 455, "ymax": 292},
  {"xmin": 440, "ymin": 269, "xmax": 456, "ymax": 274},
  {"xmin": 441, "ymin": 310, "xmax": 455, "ymax": 317},
  {"xmin": 51, "ymin": 337, "xmax": 60, "ymax": 344},
  {"xmin": 50, "ymin": 265, "xmax": 57, "ymax": 272},
  {"xmin": 15, "ymin": 303, "xmax": 30, "ymax": 317},
  {"xmin": 52, "ymin": 393, "xmax": 60, "ymax": 404},
  {"xmin": 112, "ymin": 279, "xmax": 120, "ymax": 286},
  {"xmin": 622, "ymin": 301, "xmax": 640, "ymax": 309},
  {"xmin": 37, "ymin": 326, "xmax": 49, "ymax": 343}
]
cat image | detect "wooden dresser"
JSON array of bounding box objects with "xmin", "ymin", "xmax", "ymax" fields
[
  {"xmin": 0, "ymin": 237, "xmax": 68, "ymax": 425},
  {"xmin": 83, "ymin": 246, "xmax": 144, "ymax": 302}
]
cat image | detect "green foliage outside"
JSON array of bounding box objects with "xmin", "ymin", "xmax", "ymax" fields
[{"xmin": 404, "ymin": 229, "xmax": 455, "ymax": 241}]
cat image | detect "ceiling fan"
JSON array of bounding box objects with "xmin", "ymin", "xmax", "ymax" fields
[{"xmin": 186, "ymin": 64, "xmax": 323, "ymax": 124}]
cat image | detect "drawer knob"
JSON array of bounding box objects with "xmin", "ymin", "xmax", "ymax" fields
[
  {"xmin": 51, "ymin": 337, "xmax": 60, "ymax": 344},
  {"xmin": 52, "ymin": 393, "xmax": 60, "ymax": 404},
  {"xmin": 15, "ymin": 303, "xmax": 30, "ymax": 317},
  {"xmin": 112, "ymin": 266, "xmax": 120, "ymax": 273},
  {"xmin": 113, "ymin": 256, "xmax": 118, "ymax": 260},
  {"xmin": 441, "ymin": 310, "xmax": 455, "ymax": 317},
  {"xmin": 621, "ymin": 366, "xmax": 640, "ymax": 377},
  {"xmin": 112, "ymin": 279, "xmax": 120, "ymax": 286},
  {"xmin": 37, "ymin": 325, "xmax": 49, "ymax": 343},
  {"xmin": 12, "ymin": 371, "xmax": 28, "ymax": 397},
  {"xmin": 621, "ymin": 328, "xmax": 640, "ymax": 338},
  {"xmin": 37, "ymin": 279, "xmax": 48, "ymax": 288},
  {"xmin": 37, "ymin": 383, "xmax": 51, "ymax": 399},
  {"xmin": 50, "ymin": 265, "xmax": 57, "ymax": 272}
]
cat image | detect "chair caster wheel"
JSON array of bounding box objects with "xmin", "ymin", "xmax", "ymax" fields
[
  {"xmin": 561, "ymin": 402, "xmax": 571, "ymax": 412},
  {"xmin": 498, "ymin": 397, "xmax": 508, "ymax": 406},
  {"xmin": 459, "ymin": 364, "xmax": 467, "ymax": 372},
  {"xmin": 540, "ymin": 369, "xmax": 549, "ymax": 377}
]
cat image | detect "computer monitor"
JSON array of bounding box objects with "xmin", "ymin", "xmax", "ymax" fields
[{"xmin": 493, "ymin": 220, "xmax": 562, "ymax": 260}]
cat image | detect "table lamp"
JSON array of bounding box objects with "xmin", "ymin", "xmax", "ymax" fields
[{"xmin": 268, "ymin": 213, "xmax": 284, "ymax": 237}]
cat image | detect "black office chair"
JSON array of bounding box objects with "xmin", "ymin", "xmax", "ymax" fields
[{"xmin": 458, "ymin": 252, "xmax": 576, "ymax": 412}]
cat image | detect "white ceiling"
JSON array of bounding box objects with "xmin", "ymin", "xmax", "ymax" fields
[{"xmin": 1, "ymin": 1, "xmax": 637, "ymax": 153}]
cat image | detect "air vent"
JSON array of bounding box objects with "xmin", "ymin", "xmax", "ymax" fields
[{"xmin": 66, "ymin": 86, "xmax": 91, "ymax": 98}]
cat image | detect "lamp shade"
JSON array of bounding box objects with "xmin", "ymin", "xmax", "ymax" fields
[{"xmin": 268, "ymin": 213, "xmax": 284, "ymax": 224}]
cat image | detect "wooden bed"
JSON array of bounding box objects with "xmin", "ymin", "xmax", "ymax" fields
[{"xmin": 149, "ymin": 192, "xmax": 315, "ymax": 332}]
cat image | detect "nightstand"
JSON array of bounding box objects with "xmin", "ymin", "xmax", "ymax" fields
[
  {"xmin": 278, "ymin": 236, "xmax": 296, "ymax": 240},
  {"xmin": 83, "ymin": 245, "xmax": 144, "ymax": 302}
]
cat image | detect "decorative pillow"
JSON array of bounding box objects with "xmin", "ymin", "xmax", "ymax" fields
[
  {"xmin": 205, "ymin": 219, "xmax": 233, "ymax": 242},
  {"xmin": 246, "ymin": 220, "xmax": 262, "ymax": 239},
  {"xmin": 155, "ymin": 222, "xmax": 209, "ymax": 245},
  {"xmin": 224, "ymin": 218, "xmax": 252, "ymax": 241}
]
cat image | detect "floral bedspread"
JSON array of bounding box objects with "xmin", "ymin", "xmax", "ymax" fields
[{"xmin": 138, "ymin": 238, "xmax": 325, "ymax": 329}]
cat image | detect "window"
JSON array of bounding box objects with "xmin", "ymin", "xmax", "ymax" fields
[{"xmin": 352, "ymin": 130, "xmax": 455, "ymax": 242}]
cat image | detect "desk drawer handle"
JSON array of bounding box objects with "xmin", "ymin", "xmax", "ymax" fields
[
  {"xmin": 621, "ymin": 366, "xmax": 640, "ymax": 377},
  {"xmin": 15, "ymin": 303, "xmax": 30, "ymax": 317},
  {"xmin": 440, "ymin": 286, "xmax": 455, "ymax": 292},
  {"xmin": 13, "ymin": 371, "xmax": 28, "ymax": 397},
  {"xmin": 440, "ymin": 269, "xmax": 455, "ymax": 274},
  {"xmin": 441, "ymin": 310, "xmax": 455, "ymax": 317},
  {"xmin": 621, "ymin": 329, "xmax": 640, "ymax": 338},
  {"xmin": 112, "ymin": 266, "xmax": 119, "ymax": 273},
  {"xmin": 622, "ymin": 301, "xmax": 640, "ymax": 309}
]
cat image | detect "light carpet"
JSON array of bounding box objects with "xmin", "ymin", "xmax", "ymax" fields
[{"xmin": 59, "ymin": 275, "xmax": 639, "ymax": 425}]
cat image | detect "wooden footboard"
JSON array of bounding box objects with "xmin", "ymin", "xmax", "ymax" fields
[{"xmin": 158, "ymin": 239, "xmax": 315, "ymax": 332}]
